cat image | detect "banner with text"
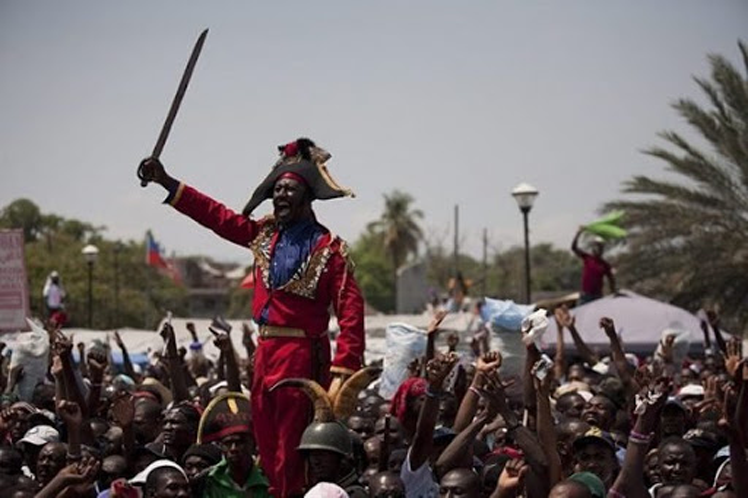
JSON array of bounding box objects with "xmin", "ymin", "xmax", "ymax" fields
[{"xmin": 0, "ymin": 230, "xmax": 30, "ymax": 331}]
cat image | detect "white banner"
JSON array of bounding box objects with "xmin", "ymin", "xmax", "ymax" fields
[{"xmin": 0, "ymin": 230, "xmax": 30, "ymax": 331}]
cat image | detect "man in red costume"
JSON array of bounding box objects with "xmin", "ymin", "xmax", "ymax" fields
[{"xmin": 139, "ymin": 138, "xmax": 365, "ymax": 497}]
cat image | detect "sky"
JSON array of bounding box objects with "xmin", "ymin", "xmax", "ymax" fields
[{"xmin": 1, "ymin": 1, "xmax": 746, "ymax": 266}]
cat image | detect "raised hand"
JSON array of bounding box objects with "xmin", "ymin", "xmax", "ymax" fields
[
  {"xmin": 211, "ymin": 329, "xmax": 233, "ymax": 353},
  {"xmin": 725, "ymin": 337, "xmax": 743, "ymax": 379},
  {"xmin": 57, "ymin": 400, "xmax": 83, "ymax": 428},
  {"xmin": 599, "ymin": 317, "xmax": 616, "ymax": 337},
  {"xmin": 425, "ymin": 353, "xmax": 458, "ymax": 389},
  {"xmin": 497, "ymin": 458, "xmax": 529, "ymax": 493},
  {"xmin": 52, "ymin": 330, "xmax": 73, "ymax": 356},
  {"xmin": 87, "ymin": 349, "xmax": 108, "ymax": 378},
  {"xmin": 427, "ymin": 309, "xmax": 448, "ymax": 335},
  {"xmin": 554, "ymin": 305, "xmax": 574, "ymax": 329},
  {"xmin": 113, "ymin": 331, "xmax": 126, "ymax": 350},
  {"xmin": 476, "ymin": 351, "xmax": 503, "ymax": 375},
  {"xmin": 137, "ymin": 157, "xmax": 170, "ymax": 187},
  {"xmin": 110, "ymin": 393, "xmax": 135, "ymax": 428}
]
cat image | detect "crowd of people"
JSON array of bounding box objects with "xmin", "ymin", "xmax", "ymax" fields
[
  {"xmin": 0, "ymin": 305, "xmax": 744, "ymax": 498},
  {"xmin": 0, "ymin": 138, "xmax": 743, "ymax": 498}
]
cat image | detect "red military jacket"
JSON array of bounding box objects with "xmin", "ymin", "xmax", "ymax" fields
[{"xmin": 168, "ymin": 182, "xmax": 365, "ymax": 375}]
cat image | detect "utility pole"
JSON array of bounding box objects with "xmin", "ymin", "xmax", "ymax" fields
[
  {"xmin": 453, "ymin": 204, "xmax": 459, "ymax": 276},
  {"xmin": 482, "ymin": 228, "xmax": 488, "ymax": 297}
]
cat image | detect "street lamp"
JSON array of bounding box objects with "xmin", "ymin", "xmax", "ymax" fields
[
  {"xmin": 511, "ymin": 183, "xmax": 539, "ymax": 304},
  {"xmin": 82, "ymin": 244, "xmax": 99, "ymax": 328}
]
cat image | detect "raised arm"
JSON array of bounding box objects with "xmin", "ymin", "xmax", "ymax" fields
[
  {"xmin": 558, "ymin": 306, "xmax": 599, "ymax": 366},
  {"xmin": 113, "ymin": 331, "xmax": 136, "ymax": 380},
  {"xmin": 162, "ymin": 323, "xmax": 190, "ymax": 402},
  {"xmin": 425, "ymin": 310, "xmax": 448, "ymax": 366},
  {"xmin": 435, "ymin": 406, "xmax": 491, "ymax": 478},
  {"xmin": 138, "ymin": 157, "xmax": 260, "ymax": 247},
  {"xmin": 409, "ymin": 354, "xmax": 458, "ymax": 471},
  {"xmin": 610, "ymin": 386, "xmax": 668, "ymax": 498},
  {"xmin": 600, "ymin": 317, "xmax": 636, "ymax": 403},
  {"xmin": 571, "ymin": 227, "xmax": 587, "ymax": 258},
  {"xmin": 212, "ymin": 329, "xmax": 242, "ymax": 393},
  {"xmin": 553, "ymin": 309, "xmax": 567, "ymax": 381},
  {"xmin": 533, "ymin": 366, "xmax": 562, "ymax": 487},
  {"xmin": 453, "ymin": 351, "xmax": 501, "ymax": 433}
]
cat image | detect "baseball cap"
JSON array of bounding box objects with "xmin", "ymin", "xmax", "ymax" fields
[
  {"xmin": 568, "ymin": 471, "xmax": 605, "ymax": 498},
  {"xmin": 19, "ymin": 425, "xmax": 59, "ymax": 447},
  {"xmin": 573, "ymin": 427, "xmax": 617, "ymax": 453}
]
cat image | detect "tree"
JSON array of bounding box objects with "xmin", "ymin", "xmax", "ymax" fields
[
  {"xmin": 368, "ymin": 190, "xmax": 424, "ymax": 304},
  {"xmin": 0, "ymin": 199, "xmax": 43, "ymax": 242},
  {"xmin": 1, "ymin": 198, "xmax": 187, "ymax": 329},
  {"xmin": 605, "ymin": 41, "xmax": 748, "ymax": 326},
  {"xmin": 350, "ymin": 227, "xmax": 395, "ymax": 312}
]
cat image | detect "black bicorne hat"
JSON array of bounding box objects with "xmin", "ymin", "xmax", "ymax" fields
[
  {"xmin": 197, "ymin": 392, "xmax": 252, "ymax": 444},
  {"xmin": 241, "ymin": 138, "xmax": 354, "ymax": 216}
]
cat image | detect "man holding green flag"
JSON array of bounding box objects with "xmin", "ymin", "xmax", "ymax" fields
[{"xmin": 571, "ymin": 227, "xmax": 617, "ymax": 304}]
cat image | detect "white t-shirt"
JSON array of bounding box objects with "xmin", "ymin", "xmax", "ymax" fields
[
  {"xmin": 45, "ymin": 284, "xmax": 64, "ymax": 308},
  {"xmin": 400, "ymin": 448, "xmax": 438, "ymax": 498}
]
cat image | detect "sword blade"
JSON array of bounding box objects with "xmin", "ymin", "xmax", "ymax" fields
[{"xmin": 151, "ymin": 28, "xmax": 209, "ymax": 159}]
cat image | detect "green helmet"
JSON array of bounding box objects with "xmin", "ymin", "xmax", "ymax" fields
[{"xmin": 297, "ymin": 420, "xmax": 353, "ymax": 457}]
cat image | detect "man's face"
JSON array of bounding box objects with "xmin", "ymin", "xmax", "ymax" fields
[
  {"xmin": 36, "ymin": 443, "xmax": 66, "ymax": 485},
  {"xmin": 219, "ymin": 433, "xmax": 254, "ymax": 469},
  {"xmin": 363, "ymin": 437, "xmax": 381, "ymax": 469},
  {"xmin": 347, "ymin": 415, "xmax": 374, "ymax": 442},
  {"xmin": 161, "ymin": 410, "xmax": 192, "ymax": 449},
  {"xmin": 183, "ymin": 455, "xmax": 213, "ymax": 484},
  {"xmin": 273, "ymin": 177, "xmax": 309, "ymax": 225},
  {"xmin": 573, "ymin": 442, "xmax": 618, "ymax": 487},
  {"xmin": 645, "ymin": 450, "xmax": 661, "ymax": 486},
  {"xmin": 558, "ymin": 394, "xmax": 586, "ymax": 420},
  {"xmin": 582, "ymin": 396, "xmax": 615, "ymax": 430},
  {"xmin": 150, "ymin": 470, "xmax": 191, "ymax": 498},
  {"xmin": 660, "ymin": 407, "xmax": 687, "ymax": 437},
  {"xmin": 438, "ymin": 468, "xmax": 480, "ymax": 498},
  {"xmin": 592, "ymin": 242, "xmax": 604, "ymax": 257},
  {"xmin": 375, "ymin": 417, "xmax": 404, "ymax": 448},
  {"xmin": 133, "ymin": 402, "xmax": 162, "ymax": 444},
  {"xmin": 659, "ymin": 443, "xmax": 696, "ymax": 485},
  {"xmin": 369, "ymin": 472, "xmax": 406, "ymax": 498},
  {"xmin": 100, "ymin": 455, "xmax": 128, "ymax": 489},
  {"xmin": 307, "ymin": 449, "xmax": 341, "ymax": 482}
]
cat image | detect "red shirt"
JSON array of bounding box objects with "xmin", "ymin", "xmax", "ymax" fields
[
  {"xmin": 581, "ymin": 254, "xmax": 611, "ymax": 296},
  {"xmin": 168, "ymin": 183, "xmax": 365, "ymax": 374}
]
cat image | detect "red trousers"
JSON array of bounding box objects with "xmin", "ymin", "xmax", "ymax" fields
[{"xmin": 252, "ymin": 336, "xmax": 331, "ymax": 497}]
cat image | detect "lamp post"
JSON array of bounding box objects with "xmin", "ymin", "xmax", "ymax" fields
[
  {"xmin": 82, "ymin": 244, "xmax": 99, "ymax": 328},
  {"xmin": 511, "ymin": 183, "xmax": 539, "ymax": 304}
]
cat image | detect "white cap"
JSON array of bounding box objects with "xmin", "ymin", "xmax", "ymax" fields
[
  {"xmin": 130, "ymin": 460, "xmax": 187, "ymax": 485},
  {"xmin": 304, "ymin": 482, "xmax": 350, "ymax": 498},
  {"xmin": 677, "ymin": 384, "xmax": 705, "ymax": 399},
  {"xmin": 19, "ymin": 425, "xmax": 59, "ymax": 447}
]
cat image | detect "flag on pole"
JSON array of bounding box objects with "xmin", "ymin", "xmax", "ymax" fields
[{"xmin": 145, "ymin": 231, "xmax": 182, "ymax": 284}]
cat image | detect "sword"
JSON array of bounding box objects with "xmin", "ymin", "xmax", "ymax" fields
[{"xmin": 138, "ymin": 28, "xmax": 209, "ymax": 187}]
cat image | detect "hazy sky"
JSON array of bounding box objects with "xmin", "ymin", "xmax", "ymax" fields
[{"xmin": 2, "ymin": 1, "xmax": 746, "ymax": 266}]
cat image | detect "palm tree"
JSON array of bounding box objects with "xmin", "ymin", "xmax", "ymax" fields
[
  {"xmin": 368, "ymin": 190, "xmax": 424, "ymax": 306},
  {"xmin": 605, "ymin": 41, "xmax": 748, "ymax": 326}
]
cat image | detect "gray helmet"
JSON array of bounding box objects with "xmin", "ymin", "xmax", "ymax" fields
[{"xmin": 297, "ymin": 420, "xmax": 352, "ymax": 457}]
